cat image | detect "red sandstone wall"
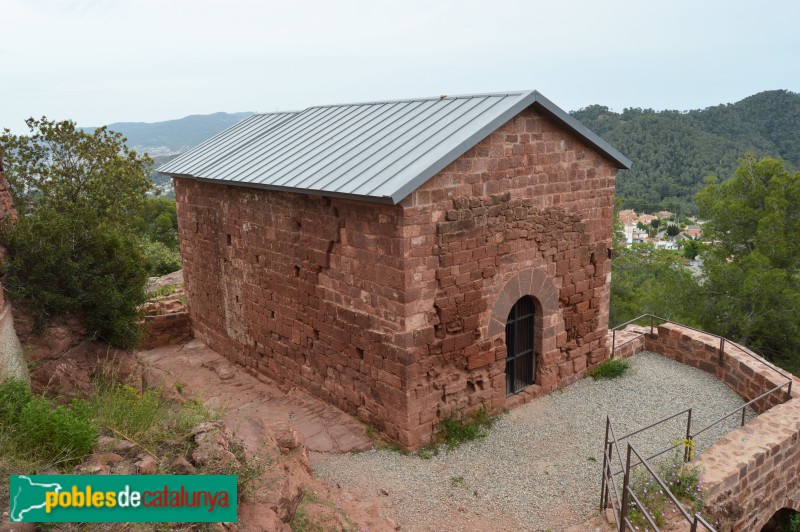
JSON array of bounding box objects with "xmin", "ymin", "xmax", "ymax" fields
[
  {"xmin": 174, "ymin": 181, "xmax": 414, "ymax": 442},
  {"xmin": 698, "ymin": 397, "xmax": 800, "ymax": 531},
  {"xmin": 396, "ymin": 108, "xmax": 618, "ymax": 444},
  {"xmin": 175, "ymin": 106, "xmax": 619, "ymax": 448}
]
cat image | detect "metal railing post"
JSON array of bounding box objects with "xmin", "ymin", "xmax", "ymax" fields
[
  {"xmin": 691, "ymin": 514, "xmax": 699, "ymax": 532},
  {"xmin": 685, "ymin": 408, "xmax": 693, "ymax": 463},
  {"xmin": 649, "ymin": 314, "xmax": 654, "ymax": 336},
  {"xmin": 612, "ymin": 329, "xmax": 616, "ymax": 359},
  {"xmin": 600, "ymin": 417, "xmax": 610, "ymax": 510},
  {"xmin": 741, "ymin": 405, "xmax": 747, "ymax": 427},
  {"xmin": 718, "ymin": 337, "xmax": 725, "ymax": 366},
  {"xmin": 619, "ymin": 444, "xmax": 633, "ymax": 532}
]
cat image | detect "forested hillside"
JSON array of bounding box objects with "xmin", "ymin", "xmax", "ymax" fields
[
  {"xmin": 84, "ymin": 112, "xmax": 253, "ymax": 153},
  {"xmin": 571, "ymin": 90, "xmax": 800, "ymax": 213}
]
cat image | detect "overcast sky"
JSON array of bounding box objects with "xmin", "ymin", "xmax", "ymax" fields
[{"xmin": 3, "ymin": 0, "xmax": 799, "ymax": 132}]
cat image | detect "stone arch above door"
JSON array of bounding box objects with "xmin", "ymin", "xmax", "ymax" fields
[{"xmin": 488, "ymin": 269, "xmax": 559, "ymax": 337}]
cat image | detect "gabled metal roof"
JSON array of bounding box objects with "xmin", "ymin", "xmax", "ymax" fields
[{"xmin": 158, "ymin": 90, "xmax": 631, "ymax": 204}]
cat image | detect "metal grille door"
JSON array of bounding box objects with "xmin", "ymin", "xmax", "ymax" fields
[{"xmin": 505, "ymin": 296, "xmax": 535, "ymax": 395}]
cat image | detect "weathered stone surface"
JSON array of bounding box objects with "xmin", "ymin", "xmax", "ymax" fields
[
  {"xmin": 238, "ymin": 505, "xmax": 290, "ymax": 531},
  {"xmin": 0, "ymin": 304, "xmax": 28, "ymax": 384}
]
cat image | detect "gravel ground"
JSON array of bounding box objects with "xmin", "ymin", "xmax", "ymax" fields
[{"xmin": 312, "ymin": 352, "xmax": 755, "ymax": 531}]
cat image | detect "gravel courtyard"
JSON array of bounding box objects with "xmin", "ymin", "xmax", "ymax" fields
[{"xmin": 312, "ymin": 352, "xmax": 755, "ymax": 531}]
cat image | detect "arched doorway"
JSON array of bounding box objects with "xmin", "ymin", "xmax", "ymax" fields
[{"xmin": 506, "ymin": 296, "xmax": 535, "ymax": 395}]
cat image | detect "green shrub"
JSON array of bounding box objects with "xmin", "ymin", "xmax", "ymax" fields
[
  {"xmin": 435, "ymin": 405, "xmax": 498, "ymax": 451},
  {"xmin": 2, "ymin": 216, "xmax": 149, "ymax": 348},
  {"xmin": 0, "ymin": 379, "xmax": 97, "ymax": 467},
  {"xmin": 143, "ymin": 240, "xmax": 182, "ymax": 277},
  {"xmin": 589, "ymin": 358, "xmax": 631, "ymax": 380},
  {"xmin": 0, "ymin": 379, "xmax": 33, "ymax": 426},
  {"xmin": 775, "ymin": 509, "xmax": 800, "ymax": 532},
  {"xmin": 15, "ymin": 397, "xmax": 96, "ymax": 465},
  {"xmin": 1, "ymin": 117, "xmax": 153, "ymax": 349}
]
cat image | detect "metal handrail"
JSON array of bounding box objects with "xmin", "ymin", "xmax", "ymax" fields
[
  {"xmin": 617, "ymin": 408, "xmax": 691, "ymax": 442},
  {"xmin": 610, "ymin": 313, "xmax": 794, "ymax": 392},
  {"xmin": 615, "ymin": 441, "xmax": 718, "ymax": 532},
  {"xmin": 625, "ymin": 486, "xmax": 659, "ymax": 529},
  {"xmin": 691, "ymin": 381, "xmax": 790, "ymax": 439}
]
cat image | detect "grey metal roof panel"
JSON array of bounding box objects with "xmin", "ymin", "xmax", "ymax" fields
[{"xmin": 158, "ymin": 90, "xmax": 631, "ymax": 204}]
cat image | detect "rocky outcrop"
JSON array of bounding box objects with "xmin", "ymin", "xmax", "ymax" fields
[
  {"xmin": 0, "ymin": 303, "xmax": 28, "ymax": 383},
  {"xmin": 0, "ymin": 153, "xmax": 25, "ymax": 384}
]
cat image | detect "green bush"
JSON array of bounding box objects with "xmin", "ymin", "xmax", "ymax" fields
[
  {"xmin": 1, "ymin": 117, "xmax": 153, "ymax": 349},
  {"xmin": 588, "ymin": 359, "xmax": 631, "ymax": 380},
  {"xmin": 0, "ymin": 379, "xmax": 96, "ymax": 466},
  {"xmin": 775, "ymin": 509, "xmax": 800, "ymax": 532},
  {"xmin": 16, "ymin": 397, "xmax": 96, "ymax": 466},
  {"xmin": 2, "ymin": 216, "xmax": 149, "ymax": 348},
  {"xmin": 0, "ymin": 379, "xmax": 32, "ymax": 426},
  {"xmin": 143, "ymin": 240, "xmax": 182, "ymax": 277}
]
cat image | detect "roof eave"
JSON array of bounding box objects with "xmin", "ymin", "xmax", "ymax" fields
[{"xmin": 161, "ymin": 172, "xmax": 396, "ymax": 205}]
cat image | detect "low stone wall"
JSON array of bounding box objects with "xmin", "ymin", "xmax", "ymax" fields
[
  {"xmin": 611, "ymin": 322, "xmax": 800, "ymax": 530},
  {"xmin": 140, "ymin": 312, "xmax": 192, "ymax": 349},
  {"xmin": 697, "ymin": 397, "xmax": 800, "ymax": 531},
  {"xmin": 644, "ymin": 323, "xmax": 796, "ymax": 412},
  {"xmin": 607, "ymin": 324, "xmax": 648, "ymax": 360}
]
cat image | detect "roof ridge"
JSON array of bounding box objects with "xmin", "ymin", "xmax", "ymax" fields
[{"xmin": 281, "ymin": 90, "xmax": 532, "ymax": 111}]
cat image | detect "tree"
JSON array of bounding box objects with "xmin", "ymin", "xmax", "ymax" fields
[
  {"xmin": 650, "ymin": 219, "xmax": 660, "ymax": 229},
  {"xmin": 610, "ymin": 243, "xmax": 700, "ymax": 327},
  {"xmin": 666, "ymin": 224, "xmax": 680, "ymax": 237},
  {"xmin": 131, "ymin": 197, "xmax": 179, "ymax": 250},
  {"xmin": 694, "ymin": 155, "xmax": 800, "ymax": 367},
  {"xmin": 0, "ymin": 118, "xmax": 153, "ymax": 347},
  {"xmin": 682, "ymin": 239, "xmax": 699, "ymax": 259}
]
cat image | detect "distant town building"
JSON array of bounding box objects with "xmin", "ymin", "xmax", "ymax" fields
[
  {"xmin": 684, "ymin": 225, "xmax": 703, "ymax": 240},
  {"xmin": 618, "ymin": 209, "xmax": 638, "ymax": 226}
]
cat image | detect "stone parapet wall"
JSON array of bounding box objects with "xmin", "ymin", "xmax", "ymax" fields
[
  {"xmin": 697, "ymin": 397, "xmax": 800, "ymax": 530},
  {"xmin": 607, "ymin": 324, "xmax": 648, "ymax": 359},
  {"xmin": 644, "ymin": 323, "xmax": 797, "ymax": 412}
]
